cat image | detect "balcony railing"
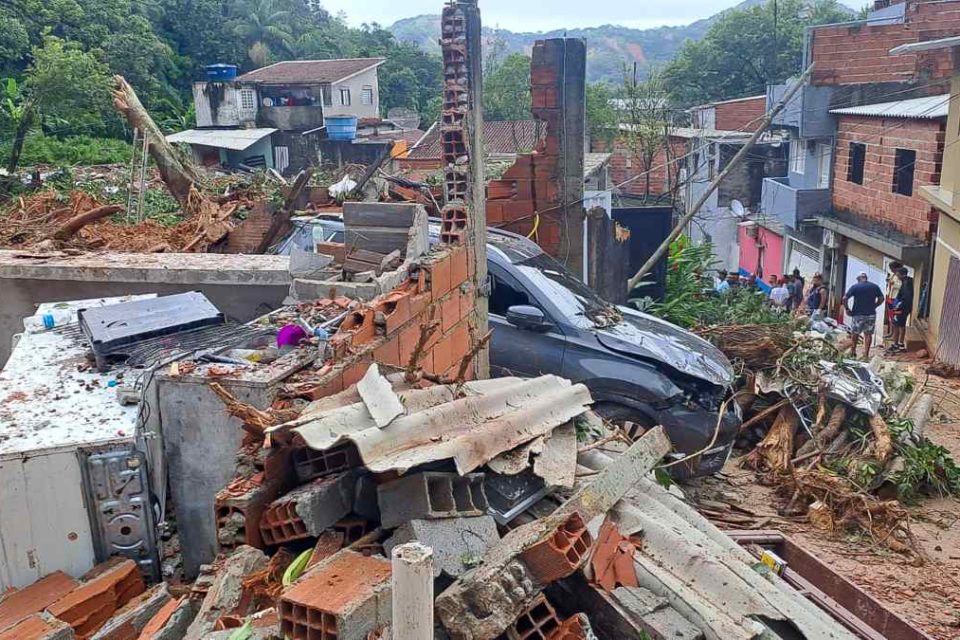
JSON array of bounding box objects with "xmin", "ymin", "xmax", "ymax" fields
[{"xmin": 760, "ymin": 177, "xmax": 831, "ymax": 230}]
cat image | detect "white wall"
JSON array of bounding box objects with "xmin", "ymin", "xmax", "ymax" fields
[
  {"xmin": 330, "ymin": 66, "xmax": 381, "ymax": 119},
  {"xmin": 192, "ymin": 81, "xmax": 258, "ymax": 128}
]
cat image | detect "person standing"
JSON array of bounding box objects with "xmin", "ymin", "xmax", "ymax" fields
[
  {"xmin": 806, "ymin": 273, "xmax": 829, "ymax": 317},
  {"xmin": 888, "ymin": 267, "xmax": 914, "ymax": 353},
  {"xmin": 769, "ymin": 277, "xmax": 790, "ymax": 308},
  {"xmin": 841, "ymin": 272, "xmax": 885, "ymax": 359},
  {"xmin": 788, "ymin": 273, "xmax": 804, "ymax": 312},
  {"xmin": 885, "ymin": 261, "xmax": 903, "ymax": 338}
]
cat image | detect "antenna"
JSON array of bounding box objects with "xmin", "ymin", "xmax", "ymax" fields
[
  {"xmin": 387, "ymin": 107, "xmax": 421, "ymax": 131},
  {"xmin": 731, "ymin": 199, "xmax": 746, "ymax": 217}
]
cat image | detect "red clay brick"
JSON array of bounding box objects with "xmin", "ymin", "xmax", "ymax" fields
[
  {"xmin": 342, "ymin": 362, "xmax": 370, "ymax": 388},
  {"xmin": 589, "ymin": 519, "xmax": 639, "ymax": 593},
  {"xmin": 427, "ymin": 254, "xmax": 453, "ymax": 300},
  {"xmin": 0, "ymin": 613, "xmax": 73, "ymax": 640},
  {"xmin": 280, "ymin": 550, "xmax": 391, "ymax": 640},
  {"xmin": 136, "ymin": 596, "xmax": 183, "ymax": 640},
  {"xmin": 520, "ymin": 512, "xmax": 592, "ymax": 585},
  {"xmin": 449, "ymin": 245, "xmax": 469, "ymax": 287},
  {"xmin": 546, "ymin": 613, "xmax": 591, "ymax": 640},
  {"xmin": 376, "ymin": 290, "xmax": 412, "ymax": 334},
  {"xmin": 215, "ymin": 472, "xmax": 281, "ymax": 551},
  {"xmin": 487, "ymin": 180, "xmax": 516, "ymax": 200},
  {"xmin": 47, "ymin": 558, "xmax": 145, "ymax": 640},
  {"xmin": 373, "ymin": 335, "xmax": 402, "ymax": 368},
  {"xmin": 0, "ymin": 571, "xmax": 78, "ymax": 632},
  {"xmin": 440, "ymin": 291, "xmax": 461, "ymax": 334}
]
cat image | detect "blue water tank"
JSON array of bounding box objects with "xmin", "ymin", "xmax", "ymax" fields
[
  {"xmin": 205, "ymin": 64, "xmax": 238, "ymax": 80},
  {"xmin": 325, "ymin": 115, "xmax": 358, "ymax": 141}
]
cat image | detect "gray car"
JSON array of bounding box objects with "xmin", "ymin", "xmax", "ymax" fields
[{"xmin": 280, "ymin": 219, "xmax": 740, "ymax": 478}]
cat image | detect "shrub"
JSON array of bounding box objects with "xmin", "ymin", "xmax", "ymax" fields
[{"xmin": 0, "ymin": 134, "xmax": 131, "ymax": 167}]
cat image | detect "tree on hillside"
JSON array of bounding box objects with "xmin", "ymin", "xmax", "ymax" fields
[
  {"xmin": 662, "ymin": 0, "xmax": 851, "ymax": 106},
  {"xmin": 5, "ymin": 36, "xmax": 112, "ymax": 172},
  {"xmin": 618, "ymin": 66, "xmax": 675, "ymax": 198},
  {"xmin": 231, "ymin": 0, "xmax": 296, "ymax": 68},
  {"xmin": 483, "ymin": 53, "xmax": 532, "ymax": 122},
  {"xmin": 586, "ymin": 83, "xmax": 618, "ymax": 146}
]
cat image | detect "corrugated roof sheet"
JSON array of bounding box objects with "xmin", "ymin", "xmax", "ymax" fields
[
  {"xmin": 407, "ymin": 120, "xmax": 542, "ymax": 160},
  {"xmin": 584, "ymin": 152, "xmax": 612, "ymax": 178},
  {"xmin": 830, "ymin": 94, "xmax": 950, "ymax": 119},
  {"xmin": 236, "ymin": 58, "xmax": 385, "ymax": 85},
  {"xmin": 890, "ymin": 35, "xmax": 960, "ymax": 55},
  {"xmin": 166, "ymin": 128, "xmax": 276, "ymax": 151},
  {"xmin": 270, "ymin": 374, "xmax": 592, "ymax": 475}
]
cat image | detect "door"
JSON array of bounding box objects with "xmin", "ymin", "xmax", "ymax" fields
[
  {"xmin": 786, "ymin": 239, "xmax": 820, "ymax": 281},
  {"xmin": 488, "ymin": 263, "xmax": 566, "ymax": 378},
  {"xmin": 816, "ymin": 143, "xmax": 832, "ymax": 189},
  {"xmin": 844, "ymin": 256, "xmax": 887, "ymax": 346}
]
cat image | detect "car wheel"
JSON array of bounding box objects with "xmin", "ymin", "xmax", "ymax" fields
[{"xmin": 593, "ymin": 402, "xmax": 657, "ymax": 441}]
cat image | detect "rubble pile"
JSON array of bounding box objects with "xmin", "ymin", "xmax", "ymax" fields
[{"xmin": 722, "ymin": 329, "xmax": 959, "ymax": 552}]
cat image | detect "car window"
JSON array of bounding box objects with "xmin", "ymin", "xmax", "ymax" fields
[
  {"xmin": 488, "ymin": 271, "xmax": 531, "ymax": 316},
  {"xmin": 514, "ymin": 253, "xmax": 620, "ymax": 329}
]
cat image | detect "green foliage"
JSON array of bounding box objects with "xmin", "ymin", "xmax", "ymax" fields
[
  {"xmin": 0, "ymin": 134, "xmax": 131, "ymax": 166},
  {"xmin": 648, "ymin": 236, "xmax": 795, "ymax": 330},
  {"xmin": 25, "ymin": 35, "xmax": 112, "ymax": 123},
  {"xmin": 662, "ymin": 0, "xmax": 853, "ymax": 106},
  {"xmin": 483, "ymin": 53, "xmax": 532, "ymax": 122},
  {"xmin": 586, "ymin": 83, "xmax": 618, "ymax": 145},
  {"xmin": 887, "ymin": 417, "xmax": 960, "ymax": 503}
]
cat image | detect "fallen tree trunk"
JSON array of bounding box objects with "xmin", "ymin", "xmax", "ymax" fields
[
  {"xmin": 112, "ymin": 75, "xmax": 237, "ymax": 252},
  {"xmin": 51, "ymin": 205, "xmax": 124, "ymax": 241},
  {"xmin": 795, "ymin": 404, "xmax": 846, "ymax": 458},
  {"xmin": 111, "ymin": 75, "xmax": 201, "ymax": 205},
  {"xmin": 254, "ymin": 169, "xmax": 311, "ymax": 254},
  {"xmin": 869, "ymin": 413, "xmax": 894, "ymax": 464}
]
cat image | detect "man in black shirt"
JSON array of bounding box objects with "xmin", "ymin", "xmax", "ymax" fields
[
  {"xmin": 842, "ymin": 272, "xmax": 885, "ymax": 359},
  {"xmin": 888, "ymin": 267, "xmax": 914, "ymax": 353}
]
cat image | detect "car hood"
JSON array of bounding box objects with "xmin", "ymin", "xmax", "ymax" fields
[{"xmin": 594, "ymin": 307, "xmax": 734, "ymax": 387}]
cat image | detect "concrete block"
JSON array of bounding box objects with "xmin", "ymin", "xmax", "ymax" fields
[
  {"xmin": 280, "ymin": 550, "xmax": 392, "ymax": 640},
  {"xmin": 333, "ymin": 517, "xmax": 375, "ymax": 545},
  {"xmin": 520, "ymin": 512, "xmax": 592, "ymax": 585},
  {"xmin": 289, "ymin": 246, "xmax": 335, "ymax": 280},
  {"xmin": 290, "ymin": 278, "xmax": 379, "ymax": 303},
  {"xmin": 0, "ymin": 571, "xmax": 79, "ymax": 632},
  {"xmin": 259, "ymin": 472, "xmax": 355, "ymax": 545},
  {"xmin": 377, "ymin": 472, "xmax": 488, "ymax": 529},
  {"xmin": 46, "ymin": 558, "xmax": 145, "ymax": 640},
  {"xmin": 352, "ymin": 474, "xmax": 381, "ymax": 522},
  {"xmin": 292, "ymin": 444, "xmax": 361, "ymax": 484},
  {"xmin": 89, "ymin": 583, "xmax": 171, "ymax": 640},
  {"xmin": 503, "ymin": 593, "xmax": 561, "ymax": 640},
  {"xmin": 0, "ymin": 612, "xmax": 74, "ymax": 640},
  {"xmin": 384, "ymin": 516, "xmax": 499, "ymax": 578},
  {"xmin": 184, "ymin": 546, "xmax": 268, "ymax": 640}
]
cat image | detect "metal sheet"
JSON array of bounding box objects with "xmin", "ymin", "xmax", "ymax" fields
[
  {"xmin": 81, "ymin": 448, "xmax": 160, "ymax": 582},
  {"xmin": 0, "ymin": 451, "xmax": 97, "ymax": 590},
  {"xmin": 282, "ymin": 375, "xmax": 593, "ymax": 475}
]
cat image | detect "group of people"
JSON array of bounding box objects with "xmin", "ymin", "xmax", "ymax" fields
[{"xmin": 714, "ymin": 263, "xmax": 915, "ymax": 359}]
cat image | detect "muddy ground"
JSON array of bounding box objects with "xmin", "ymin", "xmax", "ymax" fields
[{"xmin": 686, "ymin": 361, "xmax": 960, "ymax": 640}]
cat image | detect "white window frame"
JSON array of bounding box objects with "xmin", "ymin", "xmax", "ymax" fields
[
  {"xmin": 816, "ymin": 143, "xmax": 832, "ymax": 189},
  {"xmin": 361, "ymin": 85, "xmax": 373, "ymax": 105},
  {"xmin": 239, "ymin": 88, "xmax": 256, "ymax": 112},
  {"xmin": 789, "ymin": 139, "xmax": 806, "ymax": 174},
  {"xmin": 340, "ymin": 87, "xmax": 351, "ymax": 106}
]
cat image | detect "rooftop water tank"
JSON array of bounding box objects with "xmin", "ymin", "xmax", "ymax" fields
[
  {"xmin": 325, "ymin": 115, "xmax": 358, "ymax": 141},
  {"xmin": 205, "ymin": 64, "xmax": 238, "ymax": 81}
]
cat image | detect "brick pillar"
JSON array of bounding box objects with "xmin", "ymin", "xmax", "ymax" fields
[
  {"xmin": 439, "ymin": 0, "xmax": 488, "ymax": 378},
  {"xmin": 530, "ymin": 39, "xmax": 586, "ymax": 278}
]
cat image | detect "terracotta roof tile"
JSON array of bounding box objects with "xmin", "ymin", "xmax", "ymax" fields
[
  {"xmin": 236, "ymin": 58, "xmax": 385, "ymax": 85},
  {"xmin": 407, "ymin": 120, "xmax": 543, "ymax": 160}
]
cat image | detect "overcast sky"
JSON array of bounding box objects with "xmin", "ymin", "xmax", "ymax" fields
[{"xmin": 324, "ymin": 0, "xmax": 867, "ymax": 32}]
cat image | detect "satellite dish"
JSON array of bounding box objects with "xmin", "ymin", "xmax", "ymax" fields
[
  {"xmin": 387, "ymin": 107, "xmax": 421, "ymax": 131},
  {"xmin": 731, "ymin": 199, "xmax": 746, "ymax": 217}
]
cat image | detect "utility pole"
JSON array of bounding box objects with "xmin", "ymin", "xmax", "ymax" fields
[{"xmin": 626, "ymin": 64, "xmax": 814, "ymax": 291}]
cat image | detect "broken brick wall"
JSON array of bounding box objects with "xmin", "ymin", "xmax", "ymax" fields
[
  {"xmin": 832, "ymin": 114, "xmax": 944, "ymax": 238},
  {"xmin": 712, "ymin": 96, "xmax": 766, "ymax": 132},
  {"xmin": 302, "ymin": 243, "xmax": 475, "ymax": 400},
  {"xmin": 486, "ymin": 38, "xmax": 586, "ymax": 273},
  {"xmin": 590, "ymin": 137, "xmax": 687, "ymax": 199},
  {"xmin": 809, "ymin": 0, "xmax": 960, "ymax": 89}
]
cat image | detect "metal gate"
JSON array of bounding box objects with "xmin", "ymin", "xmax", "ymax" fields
[{"xmin": 938, "ymin": 256, "xmax": 960, "ymax": 365}]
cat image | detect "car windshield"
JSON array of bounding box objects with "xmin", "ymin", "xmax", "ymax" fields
[{"xmin": 514, "ymin": 253, "xmax": 621, "ymax": 329}]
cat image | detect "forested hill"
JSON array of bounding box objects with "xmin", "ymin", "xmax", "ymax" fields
[{"xmin": 389, "ymin": 0, "xmax": 847, "ymax": 83}]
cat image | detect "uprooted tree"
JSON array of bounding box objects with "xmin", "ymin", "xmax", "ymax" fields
[{"xmin": 111, "ymin": 75, "xmax": 235, "ymax": 251}]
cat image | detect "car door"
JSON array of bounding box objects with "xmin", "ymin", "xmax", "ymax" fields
[{"xmin": 487, "ymin": 261, "xmax": 567, "ymax": 378}]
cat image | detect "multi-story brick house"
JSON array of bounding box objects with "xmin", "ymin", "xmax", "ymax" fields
[{"xmin": 755, "ymin": 0, "xmax": 960, "ymax": 342}]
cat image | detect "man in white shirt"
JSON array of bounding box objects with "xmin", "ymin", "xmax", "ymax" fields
[{"xmin": 769, "ymin": 276, "xmax": 790, "ymax": 308}]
